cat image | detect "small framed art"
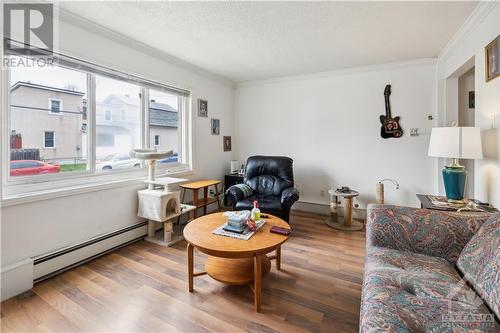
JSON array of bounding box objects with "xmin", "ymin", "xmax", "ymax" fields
[
  {"xmin": 485, "ymin": 35, "xmax": 500, "ymax": 82},
  {"xmin": 211, "ymin": 118, "xmax": 220, "ymax": 135},
  {"xmin": 223, "ymin": 136, "xmax": 231, "ymax": 151},
  {"xmin": 198, "ymin": 99, "xmax": 208, "ymax": 117}
]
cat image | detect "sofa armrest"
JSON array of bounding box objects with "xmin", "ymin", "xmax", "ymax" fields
[
  {"xmin": 281, "ymin": 187, "xmax": 299, "ymax": 208},
  {"xmin": 225, "ymin": 184, "xmax": 253, "ymax": 207},
  {"xmin": 366, "ymin": 204, "xmax": 492, "ymax": 264}
]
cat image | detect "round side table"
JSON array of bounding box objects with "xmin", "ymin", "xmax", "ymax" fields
[{"xmin": 325, "ymin": 189, "xmax": 364, "ymax": 231}]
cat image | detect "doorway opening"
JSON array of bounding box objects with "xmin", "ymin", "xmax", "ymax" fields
[{"xmin": 458, "ymin": 67, "xmax": 475, "ymax": 198}]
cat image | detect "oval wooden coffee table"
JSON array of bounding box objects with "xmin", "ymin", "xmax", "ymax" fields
[{"xmin": 183, "ymin": 212, "xmax": 290, "ymax": 312}]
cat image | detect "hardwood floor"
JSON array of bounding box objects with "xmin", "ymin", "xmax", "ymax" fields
[{"xmin": 1, "ymin": 211, "xmax": 366, "ymax": 333}]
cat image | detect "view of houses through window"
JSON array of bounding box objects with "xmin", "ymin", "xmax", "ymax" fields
[
  {"xmin": 149, "ymin": 89, "xmax": 179, "ymax": 164},
  {"xmin": 9, "ymin": 60, "xmax": 89, "ymax": 176},
  {"xmin": 95, "ymin": 76, "xmax": 142, "ymax": 172},
  {"xmin": 7, "ymin": 56, "xmax": 184, "ymax": 178}
]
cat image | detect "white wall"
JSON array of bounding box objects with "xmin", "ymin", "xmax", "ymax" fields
[
  {"xmin": 236, "ymin": 60, "xmax": 437, "ymax": 209},
  {"xmin": 1, "ymin": 12, "xmax": 235, "ymax": 286},
  {"xmin": 437, "ymin": 2, "xmax": 500, "ymax": 207},
  {"xmin": 458, "ymin": 68, "xmax": 475, "ymax": 199}
]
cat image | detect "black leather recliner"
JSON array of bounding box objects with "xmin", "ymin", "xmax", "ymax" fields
[{"xmin": 225, "ymin": 156, "xmax": 299, "ymax": 223}]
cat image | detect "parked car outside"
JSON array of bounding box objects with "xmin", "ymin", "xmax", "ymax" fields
[
  {"xmin": 96, "ymin": 154, "xmax": 142, "ymax": 171},
  {"xmin": 158, "ymin": 153, "xmax": 179, "ymax": 164},
  {"xmin": 10, "ymin": 160, "xmax": 60, "ymax": 176}
]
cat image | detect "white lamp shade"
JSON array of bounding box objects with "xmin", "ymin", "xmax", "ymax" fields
[{"xmin": 428, "ymin": 127, "xmax": 483, "ymax": 159}]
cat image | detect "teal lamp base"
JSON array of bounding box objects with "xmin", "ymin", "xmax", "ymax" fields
[{"xmin": 442, "ymin": 162, "xmax": 467, "ymax": 202}]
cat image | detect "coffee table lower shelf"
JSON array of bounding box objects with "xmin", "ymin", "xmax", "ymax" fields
[
  {"xmin": 187, "ymin": 244, "xmax": 281, "ymax": 312},
  {"xmin": 205, "ymin": 256, "xmax": 272, "ymax": 285}
]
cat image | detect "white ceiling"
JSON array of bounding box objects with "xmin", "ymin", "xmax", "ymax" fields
[{"xmin": 58, "ymin": 1, "xmax": 477, "ymax": 83}]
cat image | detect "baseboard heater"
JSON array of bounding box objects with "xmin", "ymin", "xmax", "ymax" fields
[{"xmin": 33, "ymin": 221, "xmax": 148, "ymax": 283}]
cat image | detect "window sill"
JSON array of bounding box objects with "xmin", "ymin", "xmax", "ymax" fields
[{"xmin": 1, "ymin": 169, "xmax": 194, "ymax": 208}]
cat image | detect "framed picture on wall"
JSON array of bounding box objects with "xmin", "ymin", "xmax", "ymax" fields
[
  {"xmin": 198, "ymin": 99, "xmax": 208, "ymax": 117},
  {"xmin": 468, "ymin": 91, "xmax": 475, "ymax": 109},
  {"xmin": 211, "ymin": 118, "xmax": 220, "ymax": 135},
  {"xmin": 485, "ymin": 34, "xmax": 500, "ymax": 82},
  {"xmin": 223, "ymin": 136, "xmax": 231, "ymax": 151}
]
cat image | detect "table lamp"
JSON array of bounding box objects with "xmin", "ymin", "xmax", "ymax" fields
[{"xmin": 428, "ymin": 126, "xmax": 483, "ymax": 202}]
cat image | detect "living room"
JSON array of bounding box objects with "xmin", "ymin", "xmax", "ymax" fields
[{"xmin": 1, "ymin": 1, "xmax": 499, "ymax": 332}]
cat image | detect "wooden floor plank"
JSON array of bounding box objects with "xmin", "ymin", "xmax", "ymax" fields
[{"xmin": 1, "ymin": 211, "xmax": 366, "ymax": 333}]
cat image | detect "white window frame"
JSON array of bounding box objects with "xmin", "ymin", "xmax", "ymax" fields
[
  {"xmin": 1, "ymin": 52, "xmax": 193, "ymax": 200},
  {"xmin": 48, "ymin": 98, "xmax": 62, "ymax": 115},
  {"xmin": 43, "ymin": 131, "xmax": 56, "ymax": 149},
  {"xmin": 154, "ymin": 134, "xmax": 160, "ymax": 147}
]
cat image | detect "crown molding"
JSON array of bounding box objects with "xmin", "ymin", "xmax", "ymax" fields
[
  {"xmin": 438, "ymin": 1, "xmax": 499, "ymax": 62},
  {"xmin": 55, "ymin": 6, "xmax": 236, "ymax": 88},
  {"xmin": 237, "ymin": 58, "xmax": 436, "ymax": 88}
]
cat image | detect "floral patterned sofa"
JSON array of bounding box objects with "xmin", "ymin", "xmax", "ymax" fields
[{"xmin": 360, "ymin": 205, "xmax": 499, "ymax": 332}]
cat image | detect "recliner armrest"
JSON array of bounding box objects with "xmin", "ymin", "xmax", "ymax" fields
[
  {"xmin": 281, "ymin": 187, "xmax": 299, "ymax": 208},
  {"xmin": 225, "ymin": 184, "xmax": 253, "ymax": 207}
]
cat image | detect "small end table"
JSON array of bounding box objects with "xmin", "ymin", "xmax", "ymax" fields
[
  {"xmin": 416, "ymin": 194, "xmax": 498, "ymax": 212},
  {"xmin": 325, "ymin": 189, "xmax": 364, "ymax": 231},
  {"xmin": 179, "ymin": 180, "xmax": 222, "ymax": 218}
]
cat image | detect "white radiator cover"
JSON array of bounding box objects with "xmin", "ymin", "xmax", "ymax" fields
[
  {"xmin": 33, "ymin": 222, "xmax": 148, "ymax": 281},
  {"xmin": 1, "ymin": 221, "xmax": 149, "ymax": 301}
]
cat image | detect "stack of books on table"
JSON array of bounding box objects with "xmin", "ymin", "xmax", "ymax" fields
[{"xmin": 223, "ymin": 211, "xmax": 250, "ymax": 234}]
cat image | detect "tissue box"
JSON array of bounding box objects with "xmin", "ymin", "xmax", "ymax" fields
[
  {"xmin": 223, "ymin": 223, "xmax": 245, "ymax": 234},
  {"xmin": 227, "ymin": 216, "xmax": 246, "ymax": 228}
]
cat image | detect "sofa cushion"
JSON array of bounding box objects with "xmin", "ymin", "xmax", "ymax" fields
[
  {"xmin": 457, "ymin": 213, "xmax": 500, "ymax": 318},
  {"xmin": 360, "ymin": 247, "xmax": 497, "ymax": 332},
  {"xmin": 367, "ymin": 205, "xmax": 491, "ymax": 264}
]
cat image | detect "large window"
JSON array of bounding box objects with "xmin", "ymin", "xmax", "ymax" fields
[
  {"xmin": 4, "ymin": 53, "xmax": 190, "ymax": 190},
  {"xmin": 95, "ymin": 76, "xmax": 141, "ymax": 172},
  {"xmin": 149, "ymin": 89, "xmax": 180, "ymax": 164},
  {"xmin": 9, "ymin": 57, "xmax": 89, "ymax": 176}
]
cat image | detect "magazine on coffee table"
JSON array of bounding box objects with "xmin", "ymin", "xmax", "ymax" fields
[{"xmin": 212, "ymin": 220, "xmax": 266, "ymax": 240}]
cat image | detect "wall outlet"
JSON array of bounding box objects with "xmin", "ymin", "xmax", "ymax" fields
[{"xmin": 410, "ymin": 128, "xmax": 419, "ymax": 136}]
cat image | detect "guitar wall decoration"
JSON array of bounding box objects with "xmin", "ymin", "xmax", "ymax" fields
[{"xmin": 379, "ymin": 84, "xmax": 403, "ymax": 139}]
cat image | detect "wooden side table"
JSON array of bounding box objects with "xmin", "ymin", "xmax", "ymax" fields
[
  {"xmin": 325, "ymin": 189, "xmax": 364, "ymax": 231},
  {"xmin": 179, "ymin": 180, "xmax": 222, "ymax": 218},
  {"xmin": 416, "ymin": 194, "xmax": 498, "ymax": 212}
]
